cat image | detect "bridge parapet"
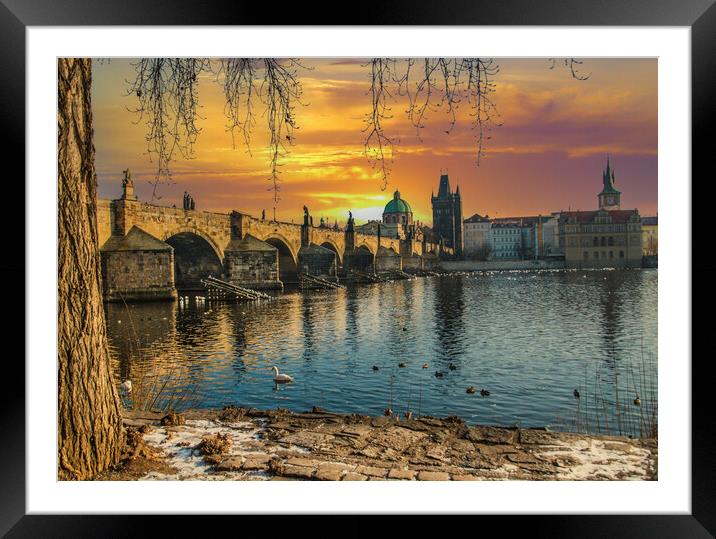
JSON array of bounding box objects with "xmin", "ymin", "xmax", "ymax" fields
[
  {"xmin": 104, "ymin": 198, "xmax": 232, "ymax": 260},
  {"xmin": 96, "ymin": 197, "xmax": 443, "ymax": 298}
]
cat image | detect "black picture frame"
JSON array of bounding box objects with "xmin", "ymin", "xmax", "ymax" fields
[{"xmin": 3, "ymin": 0, "xmax": 711, "ymax": 535}]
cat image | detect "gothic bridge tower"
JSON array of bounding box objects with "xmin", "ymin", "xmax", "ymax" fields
[{"xmin": 430, "ymin": 173, "xmax": 463, "ymax": 256}]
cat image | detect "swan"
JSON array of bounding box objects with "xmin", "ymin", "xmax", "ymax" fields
[{"xmin": 272, "ymin": 366, "xmax": 293, "ymax": 384}]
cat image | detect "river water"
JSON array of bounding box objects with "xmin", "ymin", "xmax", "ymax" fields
[{"xmin": 107, "ymin": 269, "xmax": 658, "ymax": 435}]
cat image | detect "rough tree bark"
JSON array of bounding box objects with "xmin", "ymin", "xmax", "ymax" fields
[{"xmin": 57, "ymin": 58, "xmax": 123, "ymax": 480}]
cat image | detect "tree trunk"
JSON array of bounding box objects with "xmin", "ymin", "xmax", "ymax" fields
[{"xmin": 57, "ymin": 58, "xmax": 123, "ymax": 480}]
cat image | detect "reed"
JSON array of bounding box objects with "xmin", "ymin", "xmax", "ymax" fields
[
  {"xmin": 557, "ymin": 345, "xmax": 657, "ymax": 440},
  {"xmin": 113, "ymin": 296, "xmax": 202, "ymax": 414}
]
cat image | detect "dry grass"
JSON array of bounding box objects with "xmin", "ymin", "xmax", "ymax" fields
[
  {"xmin": 197, "ymin": 433, "xmax": 232, "ymax": 456},
  {"xmin": 556, "ymin": 344, "xmax": 658, "ymax": 440},
  {"xmin": 112, "ymin": 296, "xmax": 201, "ymax": 414}
]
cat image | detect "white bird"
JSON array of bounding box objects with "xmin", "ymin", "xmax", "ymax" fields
[
  {"xmin": 121, "ymin": 380, "xmax": 132, "ymax": 392},
  {"xmin": 272, "ymin": 366, "xmax": 294, "ymax": 384}
]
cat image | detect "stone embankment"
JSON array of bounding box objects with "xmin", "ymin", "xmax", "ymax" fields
[{"xmin": 114, "ymin": 407, "xmax": 657, "ymax": 481}]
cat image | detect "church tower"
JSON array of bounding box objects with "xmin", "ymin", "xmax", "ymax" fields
[
  {"xmin": 598, "ymin": 157, "xmax": 621, "ymax": 210},
  {"xmin": 431, "ymin": 173, "xmax": 463, "ymax": 256}
]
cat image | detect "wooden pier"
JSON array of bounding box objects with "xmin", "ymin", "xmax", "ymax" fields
[{"xmin": 200, "ymin": 276, "xmax": 272, "ymax": 301}]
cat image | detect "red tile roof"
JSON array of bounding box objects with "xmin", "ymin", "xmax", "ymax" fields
[
  {"xmin": 464, "ymin": 213, "xmax": 490, "ymax": 223},
  {"xmin": 560, "ymin": 209, "xmax": 639, "ymax": 224}
]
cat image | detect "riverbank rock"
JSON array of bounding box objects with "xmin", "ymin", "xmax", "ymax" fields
[
  {"xmin": 160, "ymin": 412, "xmax": 186, "ymax": 427},
  {"xmin": 114, "ymin": 407, "xmax": 658, "ymax": 482}
]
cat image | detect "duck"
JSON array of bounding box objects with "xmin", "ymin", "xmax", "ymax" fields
[
  {"xmin": 404, "ymin": 411, "xmax": 413, "ymax": 420},
  {"xmin": 434, "ymin": 371, "xmax": 444, "ymax": 378},
  {"xmin": 448, "ymin": 363, "xmax": 457, "ymax": 371},
  {"xmin": 272, "ymin": 366, "xmax": 293, "ymax": 384},
  {"xmin": 573, "ymin": 389, "xmax": 580, "ymax": 399},
  {"xmin": 398, "ymin": 362, "xmax": 407, "ymax": 368},
  {"xmin": 480, "ymin": 389, "xmax": 490, "ymax": 397},
  {"xmin": 466, "ymin": 386, "xmax": 477, "ymax": 394},
  {"xmin": 422, "ymin": 363, "xmax": 429, "ymax": 369},
  {"xmin": 384, "ymin": 408, "xmax": 393, "ymax": 417},
  {"xmin": 372, "ymin": 365, "xmax": 380, "ymax": 371},
  {"xmin": 634, "ymin": 395, "xmax": 641, "ymax": 406}
]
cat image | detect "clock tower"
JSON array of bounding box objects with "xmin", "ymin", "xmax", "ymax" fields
[{"xmin": 598, "ymin": 157, "xmax": 621, "ymax": 210}]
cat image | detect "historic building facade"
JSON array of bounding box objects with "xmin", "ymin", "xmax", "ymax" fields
[
  {"xmin": 641, "ymin": 215, "xmax": 658, "ymax": 256},
  {"xmin": 381, "ymin": 189, "xmax": 414, "ymax": 240},
  {"xmin": 558, "ymin": 159, "xmax": 642, "ymax": 268},
  {"xmin": 558, "ymin": 210, "xmax": 642, "ymax": 268},
  {"xmin": 463, "ymin": 213, "xmax": 492, "ymax": 258},
  {"xmin": 431, "ymin": 173, "xmax": 463, "ymax": 256}
]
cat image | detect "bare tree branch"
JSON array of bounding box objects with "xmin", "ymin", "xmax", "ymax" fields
[
  {"xmin": 127, "ymin": 58, "xmax": 209, "ymax": 201},
  {"xmin": 362, "ymin": 59, "xmax": 398, "ymax": 191},
  {"xmin": 261, "ymin": 59, "xmax": 306, "ymax": 203},
  {"xmin": 363, "ymin": 57, "xmax": 587, "ymax": 191},
  {"xmin": 548, "ymin": 58, "xmax": 592, "ymax": 80},
  {"xmin": 127, "ymin": 58, "xmax": 306, "ymax": 203},
  {"xmin": 126, "ymin": 57, "xmax": 588, "ymax": 202}
]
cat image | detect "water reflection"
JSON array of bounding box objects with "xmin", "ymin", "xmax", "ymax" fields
[
  {"xmin": 106, "ymin": 269, "xmax": 658, "ymax": 432},
  {"xmin": 433, "ymin": 275, "xmax": 466, "ymax": 363}
]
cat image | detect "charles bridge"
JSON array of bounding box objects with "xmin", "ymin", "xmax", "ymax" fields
[{"xmin": 97, "ymin": 180, "xmax": 441, "ymax": 301}]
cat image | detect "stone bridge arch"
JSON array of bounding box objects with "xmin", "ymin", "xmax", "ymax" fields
[
  {"xmin": 163, "ymin": 227, "xmax": 225, "ymax": 289},
  {"xmin": 318, "ymin": 239, "xmax": 342, "ymax": 265},
  {"xmin": 260, "ymin": 233, "xmax": 300, "ymax": 284},
  {"xmin": 161, "ymin": 226, "xmax": 225, "ymax": 261},
  {"xmin": 356, "ymin": 241, "xmax": 375, "ymax": 255}
]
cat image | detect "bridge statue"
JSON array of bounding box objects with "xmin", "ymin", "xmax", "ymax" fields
[
  {"xmin": 121, "ymin": 168, "xmax": 136, "ymax": 200},
  {"xmin": 303, "ymin": 205, "xmax": 309, "ymax": 226},
  {"xmin": 122, "ymin": 168, "xmax": 133, "ymax": 188}
]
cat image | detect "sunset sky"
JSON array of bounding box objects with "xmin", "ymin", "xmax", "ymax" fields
[{"xmin": 92, "ymin": 58, "xmax": 657, "ymax": 225}]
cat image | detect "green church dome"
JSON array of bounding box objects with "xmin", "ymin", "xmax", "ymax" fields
[{"xmin": 383, "ymin": 190, "xmax": 412, "ymax": 214}]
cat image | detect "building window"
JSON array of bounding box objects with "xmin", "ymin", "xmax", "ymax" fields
[
  {"xmin": 583, "ymin": 251, "xmax": 588, "ymax": 260},
  {"xmin": 609, "ymin": 251, "xmax": 613, "ymax": 259},
  {"xmin": 600, "ymin": 237, "xmax": 606, "ymax": 247},
  {"xmin": 619, "ymin": 251, "xmax": 624, "ymax": 258},
  {"xmin": 608, "ymin": 236, "xmax": 614, "ymax": 246},
  {"xmin": 593, "ymin": 237, "xmax": 598, "ymax": 246},
  {"xmin": 594, "ymin": 251, "xmax": 599, "ymax": 259}
]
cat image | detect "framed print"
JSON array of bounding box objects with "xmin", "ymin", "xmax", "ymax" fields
[{"xmin": 4, "ymin": 0, "xmax": 713, "ymax": 535}]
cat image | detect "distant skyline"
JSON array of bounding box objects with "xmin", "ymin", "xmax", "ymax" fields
[{"xmin": 92, "ymin": 58, "xmax": 657, "ymax": 224}]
